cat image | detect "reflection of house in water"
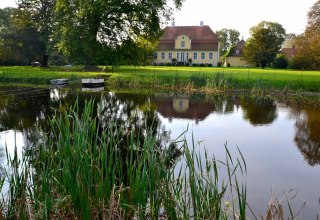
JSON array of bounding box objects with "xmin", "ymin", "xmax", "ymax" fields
[{"xmin": 155, "ymin": 96, "xmax": 215, "ymax": 123}]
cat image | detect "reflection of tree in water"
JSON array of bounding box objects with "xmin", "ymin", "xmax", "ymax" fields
[
  {"xmin": 241, "ymin": 97, "xmax": 278, "ymax": 126},
  {"xmin": 97, "ymin": 93, "xmax": 181, "ymax": 166},
  {"xmin": 294, "ymin": 109, "xmax": 320, "ymax": 166}
]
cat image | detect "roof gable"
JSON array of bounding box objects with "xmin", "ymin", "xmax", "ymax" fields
[
  {"xmin": 157, "ymin": 25, "xmax": 219, "ymax": 51},
  {"xmin": 160, "ymin": 26, "xmax": 218, "ymax": 41}
]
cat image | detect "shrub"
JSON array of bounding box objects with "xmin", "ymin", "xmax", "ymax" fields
[
  {"xmin": 166, "ymin": 63, "xmax": 172, "ymax": 66},
  {"xmin": 272, "ymin": 54, "xmax": 288, "ymax": 69},
  {"xmin": 188, "ymin": 58, "xmax": 192, "ymax": 64},
  {"xmin": 185, "ymin": 62, "xmax": 189, "ymax": 66},
  {"xmin": 288, "ymin": 55, "xmax": 314, "ymax": 69},
  {"xmin": 208, "ymin": 64, "xmax": 213, "ymax": 67},
  {"xmin": 200, "ymin": 63, "xmax": 205, "ymax": 67},
  {"xmin": 192, "ymin": 63, "xmax": 198, "ymax": 67}
]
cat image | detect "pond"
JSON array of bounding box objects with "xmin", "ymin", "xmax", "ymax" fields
[{"xmin": 0, "ymin": 85, "xmax": 320, "ymax": 218}]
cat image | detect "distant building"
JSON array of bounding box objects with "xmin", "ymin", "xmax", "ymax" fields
[
  {"xmin": 153, "ymin": 22, "xmax": 219, "ymax": 66},
  {"xmin": 224, "ymin": 40, "xmax": 254, "ymax": 67},
  {"xmin": 280, "ymin": 37, "xmax": 298, "ymax": 59}
]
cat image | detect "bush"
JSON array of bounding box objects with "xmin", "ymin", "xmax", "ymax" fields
[
  {"xmin": 188, "ymin": 58, "xmax": 192, "ymax": 64},
  {"xmin": 166, "ymin": 63, "xmax": 172, "ymax": 66},
  {"xmin": 288, "ymin": 55, "xmax": 314, "ymax": 69},
  {"xmin": 185, "ymin": 63, "xmax": 189, "ymax": 66},
  {"xmin": 217, "ymin": 62, "xmax": 222, "ymax": 67},
  {"xmin": 192, "ymin": 63, "xmax": 198, "ymax": 67},
  {"xmin": 208, "ymin": 64, "xmax": 213, "ymax": 67},
  {"xmin": 272, "ymin": 54, "xmax": 288, "ymax": 69},
  {"xmin": 200, "ymin": 63, "xmax": 205, "ymax": 67}
]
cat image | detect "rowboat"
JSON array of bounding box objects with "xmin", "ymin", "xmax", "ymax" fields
[
  {"xmin": 81, "ymin": 78, "xmax": 104, "ymax": 87},
  {"xmin": 50, "ymin": 78, "xmax": 68, "ymax": 86}
]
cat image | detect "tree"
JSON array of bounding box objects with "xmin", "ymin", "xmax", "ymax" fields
[
  {"xmin": 15, "ymin": 0, "xmax": 56, "ymax": 66},
  {"xmin": 53, "ymin": 0, "xmax": 183, "ymax": 66},
  {"xmin": 293, "ymin": 0, "xmax": 320, "ymax": 69},
  {"xmin": 216, "ymin": 28, "xmax": 240, "ymax": 55},
  {"xmin": 244, "ymin": 21, "xmax": 286, "ymax": 68},
  {"xmin": 0, "ymin": 7, "xmax": 45, "ymax": 65}
]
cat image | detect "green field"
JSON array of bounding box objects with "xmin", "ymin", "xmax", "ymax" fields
[{"xmin": 1, "ymin": 65, "xmax": 320, "ymax": 92}]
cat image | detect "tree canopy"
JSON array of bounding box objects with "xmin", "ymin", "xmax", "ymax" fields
[
  {"xmin": 293, "ymin": 0, "xmax": 320, "ymax": 69},
  {"xmin": 244, "ymin": 21, "xmax": 286, "ymax": 68},
  {"xmin": 216, "ymin": 28, "xmax": 240, "ymax": 56},
  {"xmin": 0, "ymin": 0, "xmax": 184, "ymax": 66}
]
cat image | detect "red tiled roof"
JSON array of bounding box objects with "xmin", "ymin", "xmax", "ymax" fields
[
  {"xmin": 281, "ymin": 48, "xmax": 297, "ymax": 59},
  {"xmin": 157, "ymin": 26, "xmax": 219, "ymax": 51}
]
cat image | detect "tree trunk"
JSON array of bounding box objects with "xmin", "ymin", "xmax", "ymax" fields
[{"xmin": 42, "ymin": 54, "xmax": 49, "ymax": 67}]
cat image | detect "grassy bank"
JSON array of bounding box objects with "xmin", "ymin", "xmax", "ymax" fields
[
  {"xmin": 109, "ymin": 66, "xmax": 320, "ymax": 93},
  {"xmin": 0, "ymin": 99, "xmax": 247, "ymax": 219},
  {"xmin": 1, "ymin": 65, "xmax": 320, "ymax": 92}
]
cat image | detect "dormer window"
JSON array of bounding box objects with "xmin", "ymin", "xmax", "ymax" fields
[
  {"xmin": 181, "ymin": 41, "xmax": 185, "ymax": 48},
  {"xmin": 235, "ymin": 50, "xmax": 240, "ymax": 55}
]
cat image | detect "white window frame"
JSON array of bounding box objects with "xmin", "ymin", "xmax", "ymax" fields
[
  {"xmin": 181, "ymin": 41, "xmax": 185, "ymax": 48},
  {"xmin": 193, "ymin": 52, "xmax": 197, "ymax": 60},
  {"xmin": 209, "ymin": 53, "xmax": 213, "ymax": 60},
  {"xmin": 169, "ymin": 52, "xmax": 172, "ymax": 59},
  {"xmin": 161, "ymin": 52, "xmax": 165, "ymax": 59},
  {"xmin": 201, "ymin": 52, "xmax": 205, "ymax": 59}
]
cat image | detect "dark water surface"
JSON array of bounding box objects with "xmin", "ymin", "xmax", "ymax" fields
[{"xmin": 0, "ymin": 85, "xmax": 320, "ymax": 218}]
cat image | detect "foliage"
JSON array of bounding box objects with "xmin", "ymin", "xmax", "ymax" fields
[
  {"xmin": 52, "ymin": 0, "xmax": 183, "ymax": 65},
  {"xmin": 288, "ymin": 55, "xmax": 314, "ymax": 70},
  {"xmin": 15, "ymin": 0, "xmax": 56, "ymax": 66},
  {"xmin": 272, "ymin": 54, "xmax": 288, "ymax": 69},
  {"xmin": 244, "ymin": 21, "xmax": 286, "ymax": 68},
  {"xmin": 0, "ymin": 98, "xmax": 247, "ymax": 219},
  {"xmin": 216, "ymin": 28, "xmax": 240, "ymax": 55},
  {"xmin": 293, "ymin": 0, "xmax": 320, "ymax": 69},
  {"xmin": 0, "ymin": 7, "xmax": 45, "ymax": 65}
]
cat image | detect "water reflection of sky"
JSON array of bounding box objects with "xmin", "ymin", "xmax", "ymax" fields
[
  {"xmin": 0, "ymin": 130, "xmax": 24, "ymax": 166},
  {"xmin": 160, "ymin": 106, "xmax": 320, "ymax": 219}
]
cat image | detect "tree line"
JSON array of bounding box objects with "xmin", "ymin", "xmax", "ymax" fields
[
  {"xmin": 217, "ymin": 0, "xmax": 320, "ymax": 69},
  {"xmin": 0, "ymin": 0, "xmax": 319, "ymax": 69},
  {"xmin": 0, "ymin": 0, "xmax": 183, "ymax": 67}
]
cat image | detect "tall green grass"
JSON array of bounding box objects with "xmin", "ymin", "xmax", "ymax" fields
[{"xmin": 0, "ymin": 99, "xmax": 249, "ymax": 219}]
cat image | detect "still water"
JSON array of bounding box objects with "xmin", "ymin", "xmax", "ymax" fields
[{"xmin": 0, "ymin": 85, "xmax": 320, "ymax": 218}]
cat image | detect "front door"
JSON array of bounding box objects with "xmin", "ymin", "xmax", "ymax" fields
[{"xmin": 181, "ymin": 52, "xmax": 185, "ymax": 62}]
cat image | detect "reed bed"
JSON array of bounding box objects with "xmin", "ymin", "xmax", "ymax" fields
[{"xmin": 0, "ymin": 98, "xmax": 250, "ymax": 219}]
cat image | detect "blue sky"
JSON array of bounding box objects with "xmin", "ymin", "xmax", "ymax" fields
[{"xmin": 1, "ymin": 0, "xmax": 317, "ymax": 39}]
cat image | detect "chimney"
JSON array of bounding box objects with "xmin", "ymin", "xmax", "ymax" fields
[
  {"xmin": 172, "ymin": 20, "xmax": 175, "ymax": 27},
  {"xmin": 200, "ymin": 21, "xmax": 204, "ymax": 27}
]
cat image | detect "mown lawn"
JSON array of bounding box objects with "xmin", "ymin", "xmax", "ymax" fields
[
  {"xmin": 112, "ymin": 66, "xmax": 320, "ymax": 82},
  {"xmin": 1, "ymin": 65, "xmax": 320, "ymax": 92}
]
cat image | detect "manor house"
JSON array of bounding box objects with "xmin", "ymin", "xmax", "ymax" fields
[{"xmin": 153, "ymin": 22, "xmax": 219, "ymax": 66}]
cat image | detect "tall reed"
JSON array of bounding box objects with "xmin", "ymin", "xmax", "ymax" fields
[{"xmin": 0, "ymin": 98, "xmax": 248, "ymax": 219}]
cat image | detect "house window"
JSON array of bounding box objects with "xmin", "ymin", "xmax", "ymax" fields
[
  {"xmin": 193, "ymin": 52, "xmax": 197, "ymax": 59},
  {"xmin": 201, "ymin": 52, "xmax": 205, "ymax": 59},
  {"xmin": 161, "ymin": 52, "xmax": 165, "ymax": 59},
  {"xmin": 154, "ymin": 53, "xmax": 158, "ymax": 59},
  {"xmin": 209, "ymin": 53, "xmax": 213, "ymax": 60},
  {"xmin": 235, "ymin": 50, "xmax": 240, "ymax": 55},
  {"xmin": 169, "ymin": 52, "xmax": 172, "ymax": 59},
  {"xmin": 181, "ymin": 41, "xmax": 185, "ymax": 48},
  {"xmin": 177, "ymin": 52, "xmax": 179, "ymax": 60}
]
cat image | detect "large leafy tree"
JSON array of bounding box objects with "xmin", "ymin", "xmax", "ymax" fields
[
  {"xmin": 15, "ymin": 0, "xmax": 56, "ymax": 66},
  {"xmin": 244, "ymin": 21, "xmax": 286, "ymax": 68},
  {"xmin": 53, "ymin": 0, "xmax": 183, "ymax": 66},
  {"xmin": 0, "ymin": 7, "xmax": 45, "ymax": 65},
  {"xmin": 294, "ymin": 0, "xmax": 320, "ymax": 69},
  {"xmin": 216, "ymin": 28, "xmax": 240, "ymax": 55}
]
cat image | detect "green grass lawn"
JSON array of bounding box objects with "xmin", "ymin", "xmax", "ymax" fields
[
  {"xmin": 112, "ymin": 66, "xmax": 320, "ymax": 82},
  {"xmin": 1, "ymin": 65, "xmax": 320, "ymax": 92}
]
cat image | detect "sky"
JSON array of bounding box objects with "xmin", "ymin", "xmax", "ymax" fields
[{"xmin": 0, "ymin": 0, "xmax": 317, "ymax": 39}]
